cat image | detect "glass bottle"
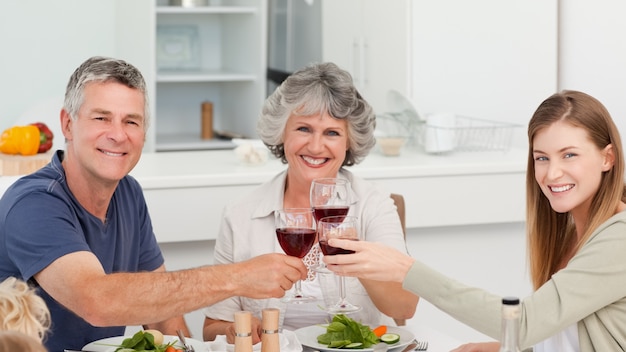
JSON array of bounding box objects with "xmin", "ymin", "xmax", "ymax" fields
[{"xmin": 499, "ymin": 297, "xmax": 522, "ymax": 352}]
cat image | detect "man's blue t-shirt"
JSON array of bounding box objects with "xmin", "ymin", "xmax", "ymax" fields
[{"xmin": 0, "ymin": 150, "xmax": 164, "ymax": 352}]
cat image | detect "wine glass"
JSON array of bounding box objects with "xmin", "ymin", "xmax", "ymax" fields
[
  {"xmin": 317, "ymin": 215, "xmax": 362, "ymax": 313},
  {"xmin": 275, "ymin": 208, "xmax": 317, "ymax": 303},
  {"xmin": 310, "ymin": 178, "xmax": 352, "ymax": 271},
  {"xmin": 310, "ymin": 178, "xmax": 351, "ymax": 222}
]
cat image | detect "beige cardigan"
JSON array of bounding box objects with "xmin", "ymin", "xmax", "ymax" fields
[{"xmin": 403, "ymin": 211, "xmax": 626, "ymax": 351}]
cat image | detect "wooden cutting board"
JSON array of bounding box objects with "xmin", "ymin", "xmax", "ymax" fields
[{"xmin": 0, "ymin": 151, "xmax": 53, "ymax": 176}]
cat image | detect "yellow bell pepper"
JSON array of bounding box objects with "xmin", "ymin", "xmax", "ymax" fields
[{"xmin": 0, "ymin": 125, "xmax": 41, "ymax": 156}]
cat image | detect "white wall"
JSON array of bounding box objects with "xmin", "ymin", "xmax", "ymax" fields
[
  {"xmin": 0, "ymin": 0, "xmax": 116, "ymax": 137},
  {"xmin": 559, "ymin": 0, "xmax": 626, "ymax": 135}
]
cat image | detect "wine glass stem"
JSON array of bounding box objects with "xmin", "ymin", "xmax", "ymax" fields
[
  {"xmin": 294, "ymin": 280, "xmax": 304, "ymax": 298},
  {"xmin": 338, "ymin": 277, "xmax": 347, "ymax": 306}
]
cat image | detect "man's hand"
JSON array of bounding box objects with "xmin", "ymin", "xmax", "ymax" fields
[{"xmin": 232, "ymin": 253, "xmax": 307, "ymax": 298}]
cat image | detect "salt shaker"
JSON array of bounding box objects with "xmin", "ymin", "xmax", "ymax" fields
[
  {"xmin": 261, "ymin": 308, "xmax": 280, "ymax": 352},
  {"xmin": 234, "ymin": 311, "xmax": 253, "ymax": 352}
]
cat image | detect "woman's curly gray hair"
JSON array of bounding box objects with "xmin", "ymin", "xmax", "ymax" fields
[{"xmin": 257, "ymin": 62, "xmax": 376, "ymax": 166}]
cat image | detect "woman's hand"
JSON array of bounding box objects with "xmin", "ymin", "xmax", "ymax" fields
[
  {"xmin": 224, "ymin": 315, "xmax": 263, "ymax": 344},
  {"xmin": 323, "ymin": 239, "xmax": 415, "ymax": 282}
]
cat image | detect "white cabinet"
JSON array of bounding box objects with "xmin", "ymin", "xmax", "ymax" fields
[
  {"xmin": 321, "ymin": 0, "xmax": 411, "ymax": 113},
  {"xmin": 116, "ymin": 0, "xmax": 267, "ymax": 152}
]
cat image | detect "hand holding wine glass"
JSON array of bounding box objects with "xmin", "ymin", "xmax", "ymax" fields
[
  {"xmin": 318, "ymin": 215, "xmax": 362, "ymax": 313},
  {"xmin": 322, "ymin": 239, "xmax": 416, "ymax": 283},
  {"xmin": 275, "ymin": 208, "xmax": 317, "ymax": 303}
]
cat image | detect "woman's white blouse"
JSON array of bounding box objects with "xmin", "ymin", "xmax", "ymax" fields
[{"xmin": 534, "ymin": 324, "xmax": 579, "ymax": 352}]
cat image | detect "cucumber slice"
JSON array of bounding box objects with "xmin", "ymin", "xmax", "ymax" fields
[
  {"xmin": 345, "ymin": 342, "xmax": 364, "ymax": 349},
  {"xmin": 380, "ymin": 333, "xmax": 400, "ymax": 344}
]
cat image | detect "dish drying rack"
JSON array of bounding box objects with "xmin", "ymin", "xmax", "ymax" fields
[
  {"xmin": 375, "ymin": 88, "xmax": 522, "ymax": 153},
  {"xmin": 415, "ymin": 115, "xmax": 522, "ymax": 152}
]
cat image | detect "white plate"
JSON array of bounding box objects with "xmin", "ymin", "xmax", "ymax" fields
[
  {"xmin": 83, "ymin": 334, "xmax": 208, "ymax": 352},
  {"xmin": 295, "ymin": 325, "xmax": 414, "ymax": 352}
]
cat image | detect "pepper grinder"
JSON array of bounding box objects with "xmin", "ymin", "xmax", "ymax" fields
[
  {"xmin": 201, "ymin": 101, "xmax": 214, "ymax": 140},
  {"xmin": 261, "ymin": 308, "xmax": 280, "ymax": 352},
  {"xmin": 234, "ymin": 311, "xmax": 253, "ymax": 352}
]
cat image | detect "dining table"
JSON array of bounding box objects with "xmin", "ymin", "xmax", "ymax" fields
[
  {"xmin": 115, "ymin": 317, "xmax": 464, "ymax": 352},
  {"xmin": 402, "ymin": 321, "xmax": 463, "ymax": 352},
  {"xmin": 201, "ymin": 320, "xmax": 463, "ymax": 352}
]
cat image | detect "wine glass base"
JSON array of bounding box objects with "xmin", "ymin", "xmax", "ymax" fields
[
  {"xmin": 323, "ymin": 303, "xmax": 361, "ymax": 314},
  {"xmin": 281, "ymin": 295, "xmax": 317, "ymax": 304}
]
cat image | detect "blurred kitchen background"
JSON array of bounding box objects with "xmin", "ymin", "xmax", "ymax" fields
[
  {"xmin": 2, "ymin": 0, "xmax": 625, "ymax": 154},
  {"xmin": 1, "ymin": 0, "xmax": 625, "ymax": 344}
]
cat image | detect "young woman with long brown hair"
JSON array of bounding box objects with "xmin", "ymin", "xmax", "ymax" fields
[{"xmin": 324, "ymin": 90, "xmax": 626, "ymax": 351}]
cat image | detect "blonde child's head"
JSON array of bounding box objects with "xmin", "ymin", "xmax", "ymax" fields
[
  {"xmin": 0, "ymin": 277, "xmax": 50, "ymax": 342},
  {"xmin": 0, "ymin": 330, "xmax": 47, "ymax": 352}
]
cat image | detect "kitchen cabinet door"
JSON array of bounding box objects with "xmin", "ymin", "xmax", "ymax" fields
[{"xmin": 321, "ymin": 0, "xmax": 411, "ymax": 113}]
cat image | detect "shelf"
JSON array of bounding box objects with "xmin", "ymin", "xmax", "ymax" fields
[
  {"xmin": 156, "ymin": 70, "xmax": 257, "ymax": 82},
  {"xmin": 156, "ymin": 6, "xmax": 257, "ymax": 14},
  {"xmin": 156, "ymin": 133, "xmax": 236, "ymax": 151},
  {"xmin": 146, "ymin": 0, "xmax": 267, "ymax": 152}
]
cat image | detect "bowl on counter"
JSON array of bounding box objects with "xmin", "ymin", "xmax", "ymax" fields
[
  {"xmin": 377, "ymin": 137, "xmax": 406, "ymax": 156},
  {"xmin": 234, "ymin": 143, "xmax": 269, "ymax": 166}
]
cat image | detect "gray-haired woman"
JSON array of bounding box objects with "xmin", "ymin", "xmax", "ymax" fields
[{"xmin": 203, "ymin": 62, "xmax": 419, "ymax": 343}]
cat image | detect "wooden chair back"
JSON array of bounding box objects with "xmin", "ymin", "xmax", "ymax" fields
[
  {"xmin": 390, "ymin": 193, "xmax": 407, "ymax": 326},
  {"xmin": 390, "ymin": 193, "xmax": 406, "ymax": 239}
]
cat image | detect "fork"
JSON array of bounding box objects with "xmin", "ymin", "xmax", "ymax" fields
[
  {"xmin": 176, "ymin": 329, "xmax": 195, "ymax": 352},
  {"xmin": 414, "ymin": 340, "xmax": 428, "ymax": 351}
]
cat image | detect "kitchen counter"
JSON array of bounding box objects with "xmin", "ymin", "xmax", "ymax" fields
[
  {"xmin": 0, "ymin": 147, "xmax": 528, "ymax": 242},
  {"xmin": 136, "ymin": 148, "xmax": 528, "ymax": 242},
  {"xmin": 129, "ymin": 148, "xmax": 527, "ymax": 188}
]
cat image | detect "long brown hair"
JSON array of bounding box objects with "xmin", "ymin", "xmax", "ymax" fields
[{"xmin": 526, "ymin": 90, "xmax": 626, "ymax": 289}]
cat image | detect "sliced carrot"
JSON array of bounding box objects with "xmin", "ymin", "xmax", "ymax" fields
[{"xmin": 372, "ymin": 325, "xmax": 387, "ymax": 338}]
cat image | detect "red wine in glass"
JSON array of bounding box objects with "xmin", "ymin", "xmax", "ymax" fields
[
  {"xmin": 319, "ymin": 239, "xmax": 356, "ymax": 255},
  {"xmin": 275, "ymin": 208, "xmax": 317, "ymax": 303},
  {"xmin": 317, "ymin": 215, "xmax": 361, "ymax": 313},
  {"xmin": 276, "ymin": 227, "xmax": 317, "ymax": 258},
  {"xmin": 313, "ymin": 206, "xmax": 349, "ymax": 222}
]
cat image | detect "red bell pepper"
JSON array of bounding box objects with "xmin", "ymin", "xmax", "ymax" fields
[{"xmin": 30, "ymin": 122, "xmax": 54, "ymax": 153}]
